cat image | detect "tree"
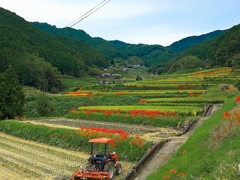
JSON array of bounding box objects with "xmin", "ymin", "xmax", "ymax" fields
[
  {"xmin": 0, "ymin": 65, "xmax": 25, "ymax": 120},
  {"xmin": 230, "ymin": 53, "xmax": 240, "ymax": 69},
  {"xmin": 168, "ymin": 55, "xmax": 203, "ymax": 73},
  {"xmin": 36, "ymin": 93, "xmax": 54, "ymax": 117},
  {"xmin": 20, "ymin": 53, "xmax": 66, "ymax": 92}
]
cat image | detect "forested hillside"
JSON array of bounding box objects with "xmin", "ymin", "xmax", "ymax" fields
[
  {"xmin": 32, "ymin": 22, "xmax": 175, "ymax": 67},
  {"xmin": 153, "ymin": 24, "xmax": 240, "ymax": 74},
  {"xmin": 0, "ymin": 7, "xmax": 109, "ymax": 92},
  {"xmin": 1, "ymin": 7, "xmax": 239, "ymax": 86},
  {"xmin": 167, "ymin": 30, "xmax": 225, "ymax": 53}
]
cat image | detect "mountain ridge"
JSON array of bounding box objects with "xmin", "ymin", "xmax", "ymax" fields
[{"xmin": 1, "ymin": 7, "xmax": 239, "ymax": 82}]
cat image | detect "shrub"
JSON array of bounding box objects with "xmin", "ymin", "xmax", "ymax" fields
[{"xmin": 36, "ymin": 93, "xmax": 54, "ymax": 116}]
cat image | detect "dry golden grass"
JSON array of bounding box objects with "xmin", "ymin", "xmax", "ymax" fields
[
  {"xmin": 0, "ymin": 132, "xmax": 134, "ymax": 180},
  {"xmin": 209, "ymin": 106, "xmax": 240, "ymax": 148}
]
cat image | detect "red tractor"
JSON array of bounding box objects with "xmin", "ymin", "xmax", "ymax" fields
[{"xmin": 72, "ymin": 138, "xmax": 122, "ymax": 180}]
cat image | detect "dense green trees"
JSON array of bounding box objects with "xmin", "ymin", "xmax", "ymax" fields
[
  {"xmin": 1, "ymin": 7, "xmax": 240, "ymax": 79},
  {"xmin": 168, "ymin": 55, "xmax": 203, "ymax": 73},
  {"xmin": 18, "ymin": 53, "xmax": 66, "ymax": 93},
  {"xmin": 0, "ymin": 65, "xmax": 25, "ymax": 120},
  {"xmin": 0, "ymin": 7, "xmax": 109, "ymax": 78},
  {"xmin": 32, "ymin": 22, "xmax": 175, "ymax": 67},
  {"xmin": 167, "ymin": 30, "xmax": 225, "ymax": 53},
  {"xmin": 154, "ymin": 24, "xmax": 240, "ymax": 74}
]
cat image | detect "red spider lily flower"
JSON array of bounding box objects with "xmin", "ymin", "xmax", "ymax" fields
[
  {"xmin": 14, "ymin": 116, "xmax": 19, "ymax": 119},
  {"xmin": 104, "ymin": 111, "xmax": 112, "ymax": 116},
  {"xmin": 50, "ymin": 135, "xmax": 56, "ymax": 139},
  {"xmin": 182, "ymin": 150, "xmax": 187, "ymax": 155},
  {"xmin": 90, "ymin": 109, "xmax": 98, "ymax": 112},
  {"xmin": 126, "ymin": 115, "xmax": 129, "ymax": 119},
  {"xmin": 164, "ymin": 174, "xmax": 170, "ymax": 179},
  {"xmin": 169, "ymin": 111, "xmax": 174, "ymax": 115},
  {"xmin": 130, "ymin": 139, "xmax": 135, "ymax": 145},
  {"xmin": 86, "ymin": 110, "xmax": 91, "ymax": 115},
  {"xmin": 86, "ymin": 92, "xmax": 92, "ymax": 97},
  {"xmin": 236, "ymin": 96, "xmax": 240, "ymax": 102},
  {"xmin": 189, "ymin": 92, "xmax": 194, "ymax": 97},
  {"xmin": 135, "ymin": 136, "xmax": 140, "ymax": 140},
  {"xmin": 178, "ymin": 173, "xmax": 185, "ymax": 177},
  {"xmin": 139, "ymin": 99, "xmax": 147, "ymax": 103},
  {"xmin": 62, "ymin": 134, "xmax": 67, "ymax": 139},
  {"xmin": 137, "ymin": 140, "xmax": 144, "ymax": 148},
  {"xmin": 116, "ymin": 109, "xmax": 121, "ymax": 114},
  {"xmin": 120, "ymin": 133, "xmax": 129, "ymax": 139},
  {"xmin": 116, "ymin": 92, "xmax": 126, "ymax": 95},
  {"xmin": 169, "ymin": 169, "xmax": 176, "ymax": 173},
  {"xmin": 222, "ymin": 112, "xmax": 231, "ymax": 119}
]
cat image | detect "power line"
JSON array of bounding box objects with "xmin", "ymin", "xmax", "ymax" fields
[
  {"xmin": 67, "ymin": 0, "xmax": 110, "ymax": 28},
  {"xmin": 68, "ymin": 0, "xmax": 106, "ymax": 27}
]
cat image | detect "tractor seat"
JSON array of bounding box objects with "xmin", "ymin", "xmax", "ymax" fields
[{"xmin": 96, "ymin": 154, "xmax": 105, "ymax": 158}]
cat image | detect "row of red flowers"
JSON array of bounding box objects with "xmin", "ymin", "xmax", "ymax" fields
[
  {"xmin": 194, "ymin": 68, "xmax": 230, "ymax": 76},
  {"xmin": 79, "ymin": 126, "xmax": 129, "ymax": 139},
  {"xmin": 14, "ymin": 115, "xmax": 27, "ymax": 119},
  {"xmin": 50, "ymin": 126, "xmax": 145, "ymax": 149},
  {"xmin": 69, "ymin": 95, "xmax": 239, "ymax": 119},
  {"xmin": 71, "ymin": 108, "xmax": 179, "ymax": 119}
]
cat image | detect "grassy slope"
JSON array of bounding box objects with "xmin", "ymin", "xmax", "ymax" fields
[{"xmin": 147, "ymin": 95, "xmax": 240, "ymax": 179}]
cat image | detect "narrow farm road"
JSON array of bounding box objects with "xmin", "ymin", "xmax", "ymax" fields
[{"xmin": 133, "ymin": 104, "xmax": 222, "ymax": 180}]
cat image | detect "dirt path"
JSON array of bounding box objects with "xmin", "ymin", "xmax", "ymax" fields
[{"xmin": 134, "ymin": 117, "xmax": 209, "ymax": 180}]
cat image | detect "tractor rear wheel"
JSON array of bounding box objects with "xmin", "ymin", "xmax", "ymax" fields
[
  {"xmin": 104, "ymin": 162, "xmax": 114, "ymax": 179},
  {"xmin": 116, "ymin": 163, "xmax": 122, "ymax": 175}
]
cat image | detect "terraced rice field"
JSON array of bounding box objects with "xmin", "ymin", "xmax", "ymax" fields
[{"xmin": 0, "ymin": 132, "xmax": 133, "ymax": 180}]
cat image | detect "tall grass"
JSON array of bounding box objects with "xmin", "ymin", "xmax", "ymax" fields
[{"xmin": 146, "ymin": 95, "xmax": 240, "ymax": 179}]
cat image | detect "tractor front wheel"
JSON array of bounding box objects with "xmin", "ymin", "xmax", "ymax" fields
[
  {"xmin": 116, "ymin": 163, "xmax": 122, "ymax": 175},
  {"xmin": 104, "ymin": 162, "xmax": 114, "ymax": 179}
]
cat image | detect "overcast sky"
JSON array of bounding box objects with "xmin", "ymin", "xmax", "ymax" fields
[{"xmin": 1, "ymin": 0, "xmax": 240, "ymax": 46}]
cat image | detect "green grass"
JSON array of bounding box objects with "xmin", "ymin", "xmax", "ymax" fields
[
  {"xmin": 146, "ymin": 97, "xmax": 226, "ymax": 104},
  {"xmin": 19, "ymin": 68, "xmax": 240, "ymax": 177},
  {"xmin": 60, "ymin": 75, "xmax": 98, "ymax": 92},
  {"xmin": 0, "ymin": 120, "xmax": 151, "ymax": 163},
  {"xmin": 77, "ymin": 105, "xmax": 202, "ymax": 116},
  {"xmin": 146, "ymin": 95, "xmax": 240, "ymax": 179}
]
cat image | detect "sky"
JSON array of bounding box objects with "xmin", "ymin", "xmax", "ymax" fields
[{"xmin": 1, "ymin": 0, "xmax": 240, "ymax": 46}]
